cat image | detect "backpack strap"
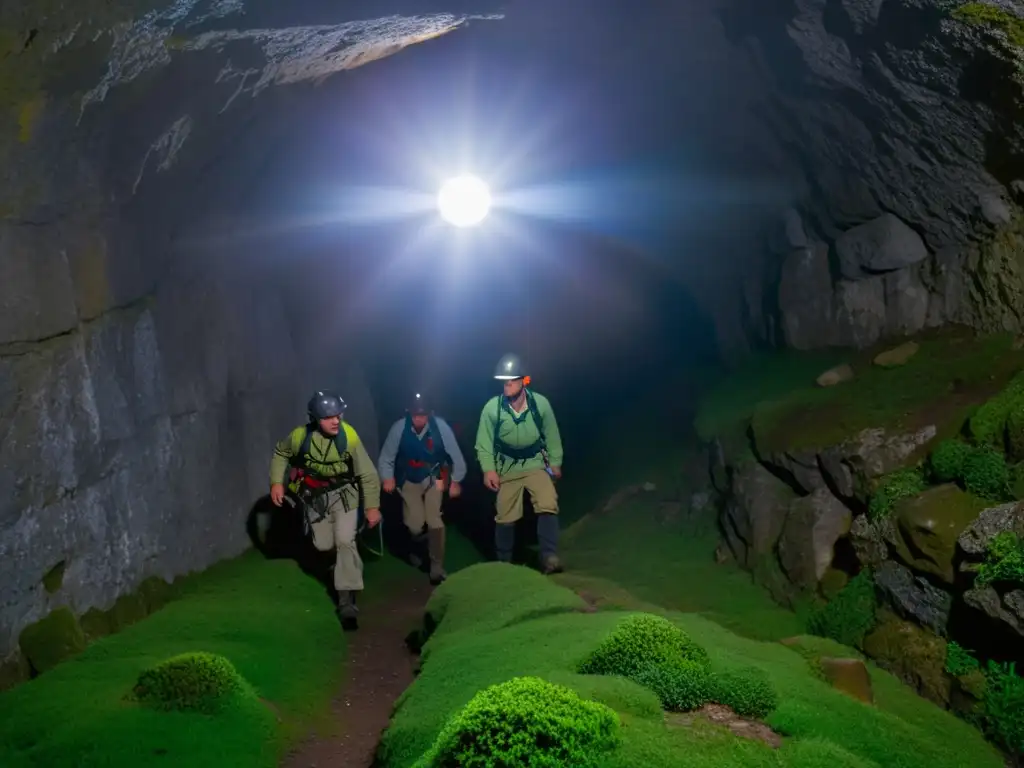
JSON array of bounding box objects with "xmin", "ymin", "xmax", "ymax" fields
[{"xmin": 525, "ymin": 389, "xmax": 546, "ymax": 448}]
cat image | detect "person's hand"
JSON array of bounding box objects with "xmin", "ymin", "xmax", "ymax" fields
[
  {"xmin": 270, "ymin": 483, "xmax": 286, "ymax": 506},
  {"xmin": 382, "ymin": 478, "xmax": 396, "ymax": 494},
  {"xmin": 550, "ymin": 466, "xmax": 562, "ymax": 480},
  {"xmin": 435, "ymin": 478, "xmax": 445, "ymax": 492},
  {"xmin": 365, "ymin": 508, "xmax": 382, "ymax": 528},
  {"xmin": 449, "ymin": 480, "xmax": 462, "ymax": 498},
  {"xmin": 484, "ymin": 471, "xmax": 501, "ymax": 491}
]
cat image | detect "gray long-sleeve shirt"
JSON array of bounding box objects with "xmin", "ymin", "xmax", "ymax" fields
[{"xmin": 377, "ymin": 415, "xmax": 467, "ymax": 482}]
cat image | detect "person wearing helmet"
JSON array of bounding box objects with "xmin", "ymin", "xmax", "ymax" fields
[
  {"xmin": 269, "ymin": 390, "xmax": 381, "ymax": 630},
  {"xmin": 475, "ymin": 354, "xmax": 565, "ymax": 574},
  {"xmin": 378, "ymin": 393, "xmax": 467, "ymax": 585}
]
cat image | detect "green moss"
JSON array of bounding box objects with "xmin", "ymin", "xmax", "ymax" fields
[
  {"xmin": 952, "ymin": 3, "xmax": 1024, "ymax": 48},
  {"xmin": 806, "ymin": 571, "xmax": 877, "ymax": 649},
  {"xmin": 969, "ymin": 371, "xmax": 1024, "ymax": 447},
  {"xmin": 982, "ymin": 661, "xmax": 1024, "ymax": 757},
  {"xmin": 41, "ymin": 560, "xmax": 66, "ymax": 594},
  {"xmin": 750, "ymin": 329, "xmax": 1024, "ymax": 455},
  {"xmin": 962, "ymin": 446, "xmax": 1012, "ymax": 499},
  {"xmin": 977, "ymin": 531, "xmax": 1024, "ymax": 585},
  {"xmin": 868, "ymin": 467, "xmax": 928, "ymax": 521},
  {"xmin": 131, "ymin": 651, "xmax": 248, "ymax": 714},
  {"xmin": 945, "ymin": 641, "xmax": 981, "ymax": 677},
  {"xmin": 819, "ymin": 568, "xmax": 849, "ymax": 600},
  {"xmin": 0, "ymin": 654, "xmax": 29, "ymax": 692},
  {"xmin": 17, "ymin": 607, "xmax": 86, "ymax": 674},
  {"xmin": 414, "ymin": 676, "xmax": 621, "ymax": 768},
  {"xmin": 379, "ymin": 564, "xmax": 1004, "ymax": 768},
  {"xmin": 862, "ymin": 615, "xmax": 950, "ymax": 707}
]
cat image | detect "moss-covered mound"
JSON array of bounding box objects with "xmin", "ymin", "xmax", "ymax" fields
[
  {"xmin": 414, "ymin": 676, "xmax": 621, "ymax": 768},
  {"xmin": 577, "ymin": 612, "xmax": 711, "ymax": 676},
  {"xmin": 377, "ymin": 562, "xmax": 1006, "ymax": 768},
  {"xmin": 131, "ymin": 651, "xmax": 248, "ymax": 714}
]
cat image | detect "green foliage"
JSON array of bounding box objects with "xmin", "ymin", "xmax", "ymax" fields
[
  {"xmin": 380, "ymin": 560, "xmax": 1005, "ymax": 768},
  {"xmin": 632, "ymin": 659, "xmax": 712, "ymax": 712},
  {"xmin": 982, "ymin": 661, "xmax": 1024, "ymax": 757},
  {"xmin": 0, "ymin": 550, "xmax": 368, "ymax": 768},
  {"xmin": 962, "ymin": 447, "xmax": 1012, "ymax": 500},
  {"xmin": 868, "ymin": 468, "xmax": 928, "ymax": 521},
  {"xmin": 131, "ymin": 652, "xmax": 246, "ymax": 714},
  {"xmin": 928, "ymin": 439, "xmax": 973, "ymax": 483},
  {"xmin": 414, "ymin": 677, "xmax": 621, "ymax": 768},
  {"xmin": 945, "ymin": 642, "xmax": 981, "ymax": 676},
  {"xmin": 952, "ymin": 3, "xmax": 1024, "ymax": 47},
  {"xmin": 806, "ymin": 571, "xmax": 877, "ymax": 648},
  {"xmin": 577, "ymin": 613, "xmax": 710, "ymax": 677},
  {"xmin": 970, "ymin": 371, "xmax": 1024, "ymax": 446},
  {"xmin": 976, "ymin": 531, "xmax": 1024, "ymax": 586},
  {"xmin": 710, "ymin": 666, "xmax": 780, "ymax": 719}
]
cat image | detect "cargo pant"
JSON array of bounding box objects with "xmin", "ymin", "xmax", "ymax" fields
[
  {"xmin": 494, "ymin": 469, "xmax": 559, "ymax": 563},
  {"xmin": 401, "ymin": 477, "xmax": 447, "ymax": 579},
  {"xmin": 307, "ymin": 486, "xmax": 363, "ymax": 592}
]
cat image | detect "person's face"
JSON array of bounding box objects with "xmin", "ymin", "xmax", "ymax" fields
[
  {"xmin": 319, "ymin": 415, "xmax": 341, "ymax": 435},
  {"xmin": 503, "ymin": 378, "xmax": 524, "ymax": 399},
  {"xmin": 411, "ymin": 414, "xmax": 428, "ymax": 431}
]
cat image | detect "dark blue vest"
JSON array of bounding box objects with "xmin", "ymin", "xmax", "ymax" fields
[{"xmin": 396, "ymin": 415, "xmax": 449, "ymax": 484}]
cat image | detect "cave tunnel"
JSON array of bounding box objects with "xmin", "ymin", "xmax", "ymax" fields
[{"xmin": 3, "ymin": 0, "xmax": 1024, "ymax": 765}]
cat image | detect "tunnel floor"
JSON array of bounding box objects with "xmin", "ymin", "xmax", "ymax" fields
[{"xmin": 281, "ymin": 575, "xmax": 432, "ymax": 768}]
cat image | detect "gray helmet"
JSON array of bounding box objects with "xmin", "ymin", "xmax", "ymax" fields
[
  {"xmin": 494, "ymin": 353, "xmax": 525, "ymax": 380},
  {"xmin": 307, "ymin": 390, "xmax": 346, "ymax": 421},
  {"xmin": 409, "ymin": 392, "xmax": 429, "ymax": 414}
]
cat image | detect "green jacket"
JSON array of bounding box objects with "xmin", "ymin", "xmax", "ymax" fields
[
  {"xmin": 475, "ymin": 391, "xmax": 563, "ymax": 476},
  {"xmin": 269, "ymin": 422, "xmax": 381, "ymax": 509}
]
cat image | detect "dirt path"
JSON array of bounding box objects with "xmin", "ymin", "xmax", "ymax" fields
[{"xmin": 282, "ymin": 579, "xmax": 434, "ymax": 768}]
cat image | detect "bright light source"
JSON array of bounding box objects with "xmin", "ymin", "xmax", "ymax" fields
[{"xmin": 438, "ymin": 175, "xmax": 491, "ymax": 227}]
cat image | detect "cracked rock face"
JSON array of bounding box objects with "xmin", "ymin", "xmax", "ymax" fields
[{"xmin": 0, "ymin": 0, "xmax": 480, "ymax": 663}]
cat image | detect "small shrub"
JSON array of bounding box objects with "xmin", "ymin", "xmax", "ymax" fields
[
  {"xmin": 577, "ymin": 613, "xmax": 710, "ymax": 678},
  {"xmin": 415, "ymin": 676, "xmax": 621, "ymax": 768},
  {"xmin": 983, "ymin": 661, "xmax": 1024, "ymax": 758},
  {"xmin": 867, "ymin": 468, "xmax": 927, "ymax": 521},
  {"xmin": 131, "ymin": 651, "xmax": 245, "ymax": 713},
  {"xmin": 962, "ymin": 447, "xmax": 1011, "ymax": 500},
  {"xmin": 945, "ymin": 641, "xmax": 981, "ymax": 676},
  {"xmin": 806, "ymin": 570, "xmax": 877, "ymax": 648},
  {"xmin": 709, "ymin": 666, "xmax": 779, "ymax": 719},
  {"xmin": 928, "ymin": 439, "xmax": 972, "ymax": 483},
  {"xmin": 976, "ymin": 531, "xmax": 1024, "ymax": 586},
  {"xmin": 969, "ymin": 372, "xmax": 1024, "ymax": 447},
  {"xmin": 632, "ymin": 659, "xmax": 711, "ymax": 712}
]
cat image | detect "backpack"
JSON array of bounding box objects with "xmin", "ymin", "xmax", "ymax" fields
[{"xmin": 287, "ymin": 423, "xmax": 356, "ymax": 494}]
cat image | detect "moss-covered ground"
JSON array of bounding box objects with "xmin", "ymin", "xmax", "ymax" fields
[
  {"xmin": 380, "ymin": 552, "xmax": 1005, "ymax": 767},
  {"xmin": 0, "ymin": 545, "xmax": 445, "ymax": 768},
  {"xmin": 697, "ymin": 328, "xmax": 1024, "ymax": 457}
]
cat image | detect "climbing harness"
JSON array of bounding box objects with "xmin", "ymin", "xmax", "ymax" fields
[{"xmin": 492, "ymin": 389, "xmax": 550, "ymax": 472}]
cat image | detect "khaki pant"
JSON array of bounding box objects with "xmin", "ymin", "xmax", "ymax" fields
[
  {"xmin": 401, "ymin": 478, "xmax": 444, "ymax": 533},
  {"xmin": 495, "ymin": 469, "xmax": 558, "ymax": 524},
  {"xmin": 308, "ymin": 487, "xmax": 363, "ymax": 592}
]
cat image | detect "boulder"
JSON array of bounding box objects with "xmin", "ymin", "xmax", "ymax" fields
[
  {"xmin": 721, "ymin": 462, "xmax": 796, "ymax": 568},
  {"xmin": 958, "ymin": 501, "xmax": 1024, "ymax": 558},
  {"xmin": 873, "ymin": 561, "xmax": 953, "ymax": 636},
  {"xmin": 862, "ymin": 614, "xmax": 950, "ymax": 707},
  {"xmin": 963, "ymin": 586, "xmax": 1024, "ymax": 638},
  {"xmin": 882, "ymin": 268, "xmax": 930, "ymax": 339},
  {"xmin": 849, "ymin": 515, "xmax": 892, "ymax": 570},
  {"xmin": 778, "ymin": 242, "xmax": 836, "ymax": 350},
  {"xmin": 777, "ymin": 488, "xmax": 853, "ymax": 590},
  {"xmin": 832, "ymin": 276, "xmax": 887, "ymax": 350},
  {"xmin": 816, "ymin": 364, "xmax": 854, "ymax": 388},
  {"xmin": 835, "ymin": 213, "xmax": 929, "ymax": 280},
  {"xmin": 873, "ymin": 341, "xmax": 919, "ymax": 368},
  {"xmin": 818, "ymin": 657, "xmax": 874, "ymax": 704},
  {"xmin": 890, "ymin": 484, "xmax": 986, "ymax": 584}
]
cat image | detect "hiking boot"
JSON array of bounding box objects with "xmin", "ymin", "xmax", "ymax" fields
[
  {"xmin": 541, "ymin": 554, "xmax": 564, "ymax": 575},
  {"xmin": 336, "ymin": 592, "xmax": 359, "ymax": 631},
  {"xmin": 428, "ymin": 527, "xmax": 447, "ymax": 585}
]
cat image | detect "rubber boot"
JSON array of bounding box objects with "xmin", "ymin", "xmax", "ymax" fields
[
  {"xmin": 428, "ymin": 527, "xmax": 447, "ymax": 585},
  {"xmin": 537, "ymin": 514, "xmax": 563, "ymax": 575},
  {"xmin": 495, "ymin": 523, "xmax": 516, "ymax": 563},
  {"xmin": 336, "ymin": 590, "xmax": 359, "ymax": 631}
]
